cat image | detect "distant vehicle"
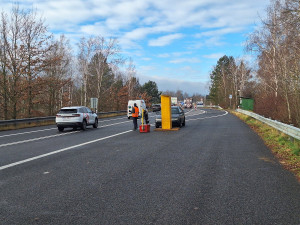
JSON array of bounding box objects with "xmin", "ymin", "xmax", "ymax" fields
[
  {"xmin": 197, "ymin": 101, "xmax": 204, "ymax": 107},
  {"xmin": 184, "ymin": 98, "xmax": 193, "ymax": 108},
  {"xmin": 171, "ymin": 97, "xmax": 177, "ymax": 105},
  {"xmin": 56, "ymin": 106, "xmax": 98, "ymax": 132},
  {"xmin": 152, "ymin": 104, "xmax": 161, "ymax": 112},
  {"xmin": 155, "ymin": 106, "xmax": 185, "ymax": 128},
  {"xmin": 127, "ymin": 100, "xmax": 147, "ymax": 119}
]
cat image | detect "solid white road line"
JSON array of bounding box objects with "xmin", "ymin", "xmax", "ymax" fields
[
  {"xmin": 0, "ymin": 131, "xmax": 80, "ymax": 148},
  {"xmin": 185, "ymin": 110, "xmax": 206, "ymax": 117},
  {"xmin": 0, "ymin": 130, "xmax": 132, "ymax": 171},
  {"xmin": 186, "ymin": 111, "xmax": 228, "ymax": 121},
  {"xmin": 99, "ymin": 120, "xmax": 131, "ymax": 128},
  {"xmin": 0, "ymin": 120, "xmax": 131, "ymax": 144},
  {"xmin": 99, "ymin": 117, "xmax": 127, "ymax": 122},
  {"xmin": 0, "ymin": 128, "xmax": 57, "ymax": 138}
]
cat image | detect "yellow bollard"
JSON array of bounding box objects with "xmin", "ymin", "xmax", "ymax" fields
[
  {"xmin": 141, "ymin": 109, "xmax": 144, "ymax": 126},
  {"xmin": 161, "ymin": 95, "xmax": 172, "ymax": 130}
]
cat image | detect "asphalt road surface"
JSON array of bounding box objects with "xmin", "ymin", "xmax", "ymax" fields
[{"xmin": 0, "ymin": 109, "xmax": 300, "ymax": 224}]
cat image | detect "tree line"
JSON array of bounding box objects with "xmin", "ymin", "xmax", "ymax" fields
[
  {"xmin": 0, "ymin": 6, "xmax": 161, "ymax": 120},
  {"xmin": 209, "ymin": 0, "xmax": 300, "ymax": 128}
]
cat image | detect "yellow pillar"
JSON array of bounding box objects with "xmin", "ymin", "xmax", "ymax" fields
[{"xmin": 161, "ymin": 95, "xmax": 172, "ymax": 130}]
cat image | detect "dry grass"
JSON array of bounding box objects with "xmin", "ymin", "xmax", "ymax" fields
[{"xmin": 231, "ymin": 110, "xmax": 300, "ymax": 181}]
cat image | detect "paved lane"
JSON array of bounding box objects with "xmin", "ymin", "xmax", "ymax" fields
[{"xmin": 0, "ymin": 109, "xmax": 299, "ymax": 224}]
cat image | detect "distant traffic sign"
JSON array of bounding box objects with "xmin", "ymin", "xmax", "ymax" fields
[{"xmin": 91, "ymin": 98, "xmax": 98, "ymax": 109}]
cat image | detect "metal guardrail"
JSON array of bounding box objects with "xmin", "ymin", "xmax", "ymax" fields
[
  {"xmin": 0, "ymin": 116, "xmax": 56, "ymax": 125},
  {"xmin": 236, "ymin": 109, "xmax": 300, "ymax": 140},
  {"xmin": 0, "ymin": 111, "xmax": 127, "ymax": 128}
]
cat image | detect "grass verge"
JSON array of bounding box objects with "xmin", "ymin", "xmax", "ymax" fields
[{"xmin": 231, "ymin": 110, "xmax": 300, "ymax": 182}]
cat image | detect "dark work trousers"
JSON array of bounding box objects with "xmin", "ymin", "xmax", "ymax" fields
[{"xmin": 133, "ymin": 117, "xmax": 138, "ymax": 130}]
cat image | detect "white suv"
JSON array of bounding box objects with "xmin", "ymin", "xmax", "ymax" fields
[{"xmin": 56, "ymin": 106, "xmax": 98, "ymax": 132}]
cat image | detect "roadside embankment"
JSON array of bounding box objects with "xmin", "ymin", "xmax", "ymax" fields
[{"xmin": 231, "ymin": 110, "xmax": 300, "ymax": 181}]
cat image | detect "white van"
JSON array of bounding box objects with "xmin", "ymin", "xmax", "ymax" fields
[{"xmin": 127, "ymin": 100, "xmax": 147, "ymax": 119}]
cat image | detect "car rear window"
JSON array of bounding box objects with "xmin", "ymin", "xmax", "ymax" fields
[
  {"xmin": 171, "ymin": 108, "xmax": 179, "ymax": 114},
  {"xmin": 59, "ymin": 109, "xmax": 77, "ymax": 114}
]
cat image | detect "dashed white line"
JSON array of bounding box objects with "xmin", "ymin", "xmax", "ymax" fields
[
  {"xmin": 0, "ymin": 128, "xmax": 57, "ymax": 138},
  {"xmin": 185, "ymin": 110, "xmax": 206, "ymax": 117},
  {"xmin": 186, "ymin": 111, "xmax": 228, "ymax": 121},
  {"xmin": 100, "ymin": 120, "xmax": 131, "ymax": 127},
  {"xmin": 0, "ymin": 131, "xmax": 80, "ymax": 148},
  {"xmin": 99, "ymin": 117, "xmax": 127, "ymax": 122},
  {"xmin": 0, "ymin": 130, "xmax": 132, "ymax": 171}
]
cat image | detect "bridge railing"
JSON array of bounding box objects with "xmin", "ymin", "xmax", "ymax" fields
[{"xmin": 236, "ymin": 109, "xmax": 300, "ymax": 141}]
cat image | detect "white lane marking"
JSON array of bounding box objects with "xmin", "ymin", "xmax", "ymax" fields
[
  {"xmin": 0, "ymin": 130, "xmax": 132, "ymax": 171},
  {"xmin": 0, "ymin": 120, "xmax": 131, "ymax": 147},
  {"xmin": 186, "ymin": 111, "xmax": 228, "ymax": 122},
  {"xmin": 100, "ymin": 120, "xmax": 131, "ymax": 127},
  {"xmin": 0, "ymin": 117, "xmax": 126, "ymax": 138},
  {"xmin": 0, "ymin": 131, "xmax": 80, "ymax": 148},
  {"xmin": 185, "ymin": 109, "xmax": 194, "ymax": 115},
  {"xmin": 185, "ymin": 110, "xmax": 206, "ymax": 117},
  {"xmin": 0, "ymin": 128, "xmax": 57, "ymax": 138},
  {"xmin": 99, "ymin": 117, "xmax": 127, "ymax": 122}
]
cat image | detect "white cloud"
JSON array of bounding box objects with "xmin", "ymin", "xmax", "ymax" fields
[
  {"xmin": 148, "ymin": 33, "xmax": 184, "ymax": 47},
  {"xmin": 157, "ymin": 53, "xmax": 171, "ymax": 58},
  {"xmin": 0, "ymin": 0, "xmax": 270, "ymax": 93},
  {"xmin": 3, "ymin": 0, "xmax": 269, "ymax": 50},
  {"xmin": 191, "ymin": 36, "xmax": 226, "ymax": 49},
  {"xmin": 138, "ymin": 73, "xmax": 208, "ymax": 95},
  {"xmin": 169, "ymin": 58, "xmax": 201, "ymax": 64},
  {"xmin": 158, "ymin": 51, "xmax": 193, "ymax": 58},
  {"xmin": 203, "ymin": 53, "xmax": 225, "ymax": 59},
  {"xmin": 141, "ymin": 57, "xmax": 152, "ymax": 61},
  {"xmin": 195, "ymin": 27, "xmax": 245, "ymax": 38}
]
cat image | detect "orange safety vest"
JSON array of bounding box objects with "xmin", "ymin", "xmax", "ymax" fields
[{"xmin": 132, "ymin": 106, "xmax": 139, "ymax": 117}]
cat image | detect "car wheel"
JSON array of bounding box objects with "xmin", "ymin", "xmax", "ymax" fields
[
  {"xmin": 93, "ymin": 118, "xmax": 98, "ymax": 128},
  {"xmin": 182, "ymin": 118, "xmax": 185, "ymax": 126},
  {"xmin": 155, "ymin": 123, "xmax": 159, "ymax": 128},
  {"xmin": 58, "ymin": 126, "xmax": 64, "ymax": 132},
  {"xmin": 179, "ymin": 121, "xmax": 182, "ymax": 128},
  {"xmin": 81, "ymin": 120, "xmax": 87, "ymax": 130}
]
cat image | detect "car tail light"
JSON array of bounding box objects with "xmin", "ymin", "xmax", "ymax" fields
[
  {"xmin": 56, "ymin": 114, "xmax": 61, "ymax": 117},
  {"xmin": 72, "ymin": 114, "xmax": 81, "ymax": 117}
]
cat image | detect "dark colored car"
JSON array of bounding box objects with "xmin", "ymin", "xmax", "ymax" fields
[
  {"xmin": 152, "ymin": 104, "xmax": 161, "ymax": 112},
  {"xmin": 155, "ymin": 106, "xmax": 185, "ymax": 128}
]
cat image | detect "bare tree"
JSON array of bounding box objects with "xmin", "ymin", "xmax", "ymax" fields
[
  {"xmin": 4, "ymin": 6, "xmax": 28, "ymax": 119},
  {"xmin": 126, "ymin": 58, "xmax": 136, "ymax": 98},
  {"xmin": 246, "ymin": 0, "xmax": 300, "ymax": 126},
  {"xmin": 22, "ymin": 8, "xmax": 50, "ymax": 117},
  {"xmin": 0, "ymin": 12, "xmax": 9, "ymax": 119},
  {"xmin": 77, "ymin": 37, "xmax": 94, "ymax": 106},
  {"xmin": 92, "ymin": 36, "xmax": 123, "ymax": 111},
  {"xmin": 43, "ymin": 35, "xmax": 73, "ymax": 115}
]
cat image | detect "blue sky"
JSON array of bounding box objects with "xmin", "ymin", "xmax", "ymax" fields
[{"xmin": 2, "ymin": 0, "xmax": 270, "ymax": 95}]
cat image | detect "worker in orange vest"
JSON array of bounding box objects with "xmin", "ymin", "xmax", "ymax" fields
[{"xmin": 132, "ymin": 103, "xmax": 139, "ymax": 131}]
